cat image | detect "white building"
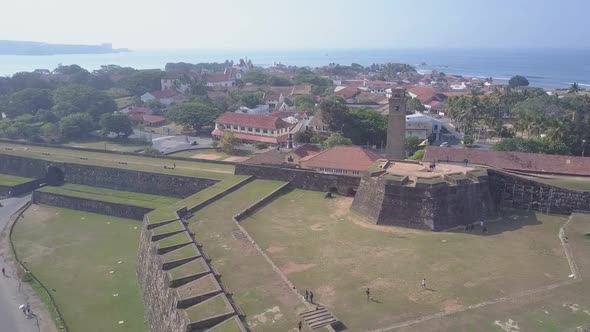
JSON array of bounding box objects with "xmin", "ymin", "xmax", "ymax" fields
[{"xmin": 406, "ymin": 113, "xmax": 443, "ymax": 141}]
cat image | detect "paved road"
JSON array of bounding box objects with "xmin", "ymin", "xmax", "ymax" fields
[
  {"xmin": 0, "ymin": 195, "xmax": 39, "ymax": 332},
  {"xmin": 130, "ymin": 129, "xmax": 213, "ymax": 154}
]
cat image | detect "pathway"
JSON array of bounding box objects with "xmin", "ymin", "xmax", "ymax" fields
[{"xmin": 0, "ymin": 195, "xmax": 49, "ymax": 332}]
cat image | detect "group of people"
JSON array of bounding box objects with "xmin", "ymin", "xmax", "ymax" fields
[
  {"xmin": 464, "ymin": 220, "xmax": 488, "ymax": 233},
  {"xmin": 303, "ymin": 289, "xmax": 314, "ymax": 303},
  {"xmin": 19, "ymin": 303, "xmax": 31, "ymax": 316}
]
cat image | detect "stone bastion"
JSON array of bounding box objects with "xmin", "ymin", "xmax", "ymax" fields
[{"xmin": 351, "ymin": 159, "xmax": 496, "ymax": 231}]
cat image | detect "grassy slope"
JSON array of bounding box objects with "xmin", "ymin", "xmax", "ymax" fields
[
  {"xmin": 188, "ymin": 180, "xmax": 305, "ymax": 331},
  {"xmin": 12, "ymin": 206, "xmax": 146, "ymax": 332},
  {"xmin": 0, "ymin": 143, "xmax": 234, "ymax": 180},
  {"xmin": 0, "ymin": 174, "xmax": 34, "ymax": 186},
  {"xmin": 38, "ymin": 184, "xmax": 179, "ymax": 209},
  {"xmin": 242, "ymin": 190, "xmax": 573, "ymax": 331}
]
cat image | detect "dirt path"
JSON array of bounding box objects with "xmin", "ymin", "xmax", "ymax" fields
[{"xmin": 0, "ymin": 196, "xmax": 58, "ymax": 332}]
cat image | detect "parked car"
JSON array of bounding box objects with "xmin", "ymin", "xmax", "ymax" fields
[{"xmin": 440, "ymin": 142, "xmax": 449, "ymax": 147}]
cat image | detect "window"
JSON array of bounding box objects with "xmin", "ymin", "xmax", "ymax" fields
[
  {"xmin": 263, "ymin": 129, "xmax": 268, "ymax": 134},
  {"xmin": 352, "ymin": 170, "xmax": 360, "ymax": 175},
  {"xmin": 434, "ymin": 124, "xmax": 438, "ymax": 130},
  {"xmin": 248, "ymin": 127, "xmax": 253, "ymax": 132},
  {"xmin": 240, "ymin": 126, "xmax": 245, "ymax": 131},
  {"xmin": 255, "ymin": 128, "xmax": 261, "ymax": 133}
]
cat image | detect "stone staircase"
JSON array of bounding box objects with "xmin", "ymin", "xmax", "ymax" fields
[{"xmin": 299, "ymin": 306, "xmax": 338, "ymax": 330}]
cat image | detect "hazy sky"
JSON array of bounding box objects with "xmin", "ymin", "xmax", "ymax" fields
[{"xmin": 1, "ymin": 0, "xmax": 588, "ymax": 50}]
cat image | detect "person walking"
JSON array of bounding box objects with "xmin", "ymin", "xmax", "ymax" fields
[
  {"xmin": 366, "ymin": 288, "xmax": 370, "ymax": 301},
  {"xmin": 421, "ymin": 278, "xmax": 427, "ymax": 289},
  {"xmin": 304, "ymin": 290, "xmax": 309, "ymax": 301},
  {"xmin": 298, "ymin": 321, "xmax": 302, "ymax": 331},
  {"xmin": 2, "ymin": 267, "xmax": 5, "ymax": 276},
  {"xmin": 309, "ymin": 291, "xmax": 314, "ymax": 304},
  {"xmin": 25, "ymin": 303, "xmax": 31, "ymax": 315},
  {"xmin": 19, "ymin": 304, "xmax": 26, "ymax": 315}
]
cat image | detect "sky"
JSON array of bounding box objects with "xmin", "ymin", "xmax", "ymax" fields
[{"xmin": 1, "ymin": 0, "xmax": 589, "ymax": 50}]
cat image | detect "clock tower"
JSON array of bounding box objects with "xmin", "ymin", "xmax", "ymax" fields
[{"xmin": 386, "ymin": 87, "xmax": 407, "ymax": 160}]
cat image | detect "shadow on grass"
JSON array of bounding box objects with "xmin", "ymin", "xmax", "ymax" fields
[{"xmin": 447, "ymin": 211, "xmax": 542, "ymax": 237}]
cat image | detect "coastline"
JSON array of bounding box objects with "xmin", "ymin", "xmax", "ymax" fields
[{"xmin": 0, "ymin": 48, "xmax": 588, "ymax": 89}]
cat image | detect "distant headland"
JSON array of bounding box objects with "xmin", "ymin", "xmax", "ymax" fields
[{"xmin": 0, "ymin": 40, "xmax": 130, "ymax": 56}]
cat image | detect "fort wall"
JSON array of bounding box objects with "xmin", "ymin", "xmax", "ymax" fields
[
  {"xmin": 32, "ymin": 190, "xmax": 152, "ymax": 220},
  {"xmin": 0, "ymin": 154, "xmax": 218, "ymax": 198},
  {"xmin": 235, "ymin": 164, "xmax": 360, "ymax": 195}
]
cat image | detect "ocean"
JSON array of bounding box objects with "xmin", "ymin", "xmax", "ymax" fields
[{"xmin": 0, "ymin": 48, "xmax": 589, "ymax": 89}]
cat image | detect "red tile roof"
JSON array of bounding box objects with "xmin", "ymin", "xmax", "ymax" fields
[
  {"xmin": 215, "ymin": 112, "xmax": 292, "ymax": 130},
  {"xmin": 335, "ymin": 86, "xmax": 360, "ymax": 99},
  {"xmin": 407, "ymin": 86, "xmax": 447, "ymax": 104},
  {"xmin": 424, "ymin": 147, "xmax": 590, "ymax": 176},
  {"xmin": 300, "ymin": 146, "xmax": 382, "ymax": 172},
  {"xmin": 291, "ymin": 144, "xmax": 322, "ymax": 158},
  {"xmin": 206, "ymin": 71, "xmax": 232, "ymax": 83},
  {"xmin": 211, "ymin": 128, "xmax": 288, "ymax": 144}
]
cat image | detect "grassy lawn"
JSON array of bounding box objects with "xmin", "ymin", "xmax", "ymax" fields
[
  {"xmin": 187, "ymin": 180, "xmax": 305, "ymax": 331},
  {"xmin": 145, "ymin": 175, "xmax": 250, "ymax": 223},
  {"xmin": 114, "ymin": 96, "xmax": 136, "ymax": 109},
  {"xmin": 39, "ymin": 183, "xmax": 179, "ymax": 209},
  {"xmin": 0, "ymin": 142, "xmax": 234, "ymax": 180},
  {"xmin": 63, "ymin": 138, "xmax": 149, "ymax": 153},
  {"xmin": 241, "ymin": 190, "xmax": 575, "ymax": 331},
  {"xmin": 12, "ymin": 205, "xmax": 146, "ymax": 332},
  {"xmin": 0, "ymin": 173, "xmax": 34, "ymax": 186},
  {"xmin": 526, "ymin": 174, "xmax": 590, "ymax": 191}
]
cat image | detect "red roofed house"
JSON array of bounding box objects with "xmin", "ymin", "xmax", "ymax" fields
[
  {"xmin": 407, "ymin": 86, "xmax": 448, "ymax": 105},
  {"xmin": 334, "ymin": 86, "xmax": 361, "ymax": 102},
  {"xmin": 285, "ymin": 144, "xmax": 322, "ymax": 164},
  {"xmin": 299, "ymin": 145, "xmax": 382, "ymax": 176},
  {"xmin": 212, "ymin": 112, "xmax": 294, "ymax": 145},
  {"xmin": 206, "ymin": 68, "xmax": 240, "ymax": 87}
]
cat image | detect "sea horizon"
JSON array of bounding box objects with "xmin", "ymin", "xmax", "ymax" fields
[{"xmin": 1, "ymin": 47, "xmax": 589, "ymax": 89}]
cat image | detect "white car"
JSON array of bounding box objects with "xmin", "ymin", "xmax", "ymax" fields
[{"xmin": 440, "ymin": 142, "xmax": 449, "ymax": 147}]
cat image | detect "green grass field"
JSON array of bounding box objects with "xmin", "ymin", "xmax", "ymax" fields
[
  {"xmin": 526, "ymin": 174, "xmax": 590, "ymax": 191},
  {"xmin": 0, "ymin": 173, "xmax": 34, "ymax": 186},
  {"xmin": 12, "ymin": 206, "xmax": 146, "ymax": 332},
  {"xmin": 39, "ymin": 183, "xmax": 179, "ymax": 209},
  {"xmin": 241, "ymin": 190, "xmax": 585, "ymax": 331},
  {"xmin": 187, "ymin": 180, "xmax": 306, "ymax": 331},
  {"xmin": 0, "ymin": 142, "xmax": 234, "ymax": 180}
]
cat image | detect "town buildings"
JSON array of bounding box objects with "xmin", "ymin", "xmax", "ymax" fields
[{"xmin": 212, "ymin": 112, "xmax": 294, "ymax": 145}]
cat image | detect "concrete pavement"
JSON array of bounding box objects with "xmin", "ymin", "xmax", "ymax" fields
[
  {"xmin": 130, "ymin": 129, "xmax": 213, "ymax": 154},
  {"xmin": 0, "ymin": 195, "xmax": 52, "ymax": 332}
]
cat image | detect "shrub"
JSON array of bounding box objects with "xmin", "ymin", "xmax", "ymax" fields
[
  {"xmin": 255, "ymin": 143, "xmax": 269, "ymax": 150},
  {"xmin": 408, "ymin": 149, "xmax": 425, "ymax": 161}
]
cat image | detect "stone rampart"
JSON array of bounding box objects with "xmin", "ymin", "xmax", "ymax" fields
[
  {"xmin": 0, "ymin": 154, "xmax": 218, "ymax": 198},
  {"xmin": 352, "ymin": 170, "xmax": 496, "ymax": 231},
  {"xmin": 32, "ymin": 190, "xmax": 152, "ymax": 220},
  {"xmin": 235, "ymin": 164, "xmax": 360, "ymax": 195},
  {"xmin": 487, "ymin": 169, "xmax": 590, "ymax": 214}
]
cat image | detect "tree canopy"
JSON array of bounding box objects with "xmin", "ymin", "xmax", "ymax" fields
[
  {"xmin": 323, "ymin": 133, "xmax": 352, "ymax": 148},
  {"xmin": 99, "ymin": 113, "xmax": 133, "ymax": 138},
  {"xmin": 51, "ymin": 84, "xmax": 117, "ymax": 119},
  {"xmin": 59, "ymin": 113, "xmax": 95, "ymax": 139},
  {"xmin": 0, "ymin": 88, "xmax": 53, "ymax": 118},
  {"xmin": 508, "ymin": 75, "xmax": 530, "ymax": 88},
  {"xmin": 166, "ymin": 101, "xmax": 222, "ymax": 133}
]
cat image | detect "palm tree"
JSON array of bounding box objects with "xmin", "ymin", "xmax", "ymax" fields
[{"xmin": 569, "ymin": 82, "xmax": 581, "ymax": 94}]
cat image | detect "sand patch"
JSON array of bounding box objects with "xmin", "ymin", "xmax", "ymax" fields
[
  {"xmin": 281, "ymin": 261, "xmax": 316, "ymax": 275},
  {"xmin": 224, "ymin": 156, "xmax": 249, "ymax": 162},
  {"xmin": 267, "ymin": 246, "xmax": 285, "ymax": 254},
  {"xmin": 493, "ymin": 319, "xmax": 520, "ymax": 332},
  {"xmin": 249, "ymin": 306, "xmax": 283, "ymax": 328},
  {"xmin": 191, "ymin": 153, "xmax": 220, "ymax": 160},
  {"xmin": 563, "ymin": 303, "xmax": 580, "ymax": 312},
  {"xmin": 443, "ymin": 298, "xmax": 465, "ymax": 314}
]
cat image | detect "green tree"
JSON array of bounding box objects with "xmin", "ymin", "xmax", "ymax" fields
[
  {"xmin": 52, "ymin": 84, "xmax": 117, "ymax": 119},
  {"xmin": 267, "ymin": 76, "xmax": 293, "ymax": 86},
  {"xmin": 569, "ymin": 82, "xmax": 581, "ymax": 94},
  {"xmin": 220, "ymin": 132, "xmax": 241, "ymax": 154},
  {"xmin": 293, "ymin": 95, "xmax": 316, "ymax": 112},
  {"xmin": 319, "ymin": 97, "xmax": 349, "ymax": 132},
  {"xmin": 54, "ymin": 64, "xmax": 90, "ymax": 84},
  {"xmin": 40, "ymin": 122, "xmax": 61, "ymax": 141},
  {"xmin": 508, "ymin": 75, "xmax": 529, "ymax": 88},
  {"xmin": 242, "ymin": 70, "xmax": 269, "ymax": 85},
  {"xmin": 166, "ymin": 102, "xmax": 221, "ymax": 133},
  {"xmin": 59, "ymin": 113, "xmax": 95, "ymax": 139},
  {"xmin": 0, "ymin": 88, "xmax": 53, "ymax": 118},
  {"xmin": 323, "ymin": 133, "xmax": 352, "ymax": 148},
  {"xmin": 241, "ymin": 93, "xmax": 263, "ymax": 108},
  {"xmin": 344, "ymin": 108, "xmax": 387, "ymax": 146},
  {"xmin": 404, "ymin": 136, "xmax": 422, "ymax": 156},
  {"xmin": 119, "ymin": 70, "xmax": 164, "ymax": 95},
  {"xmin": 406, "ymin": 97, "xmax": 425, "ymax": 112},
  {"xmin": 99, "ymin": 113, "xmax": 133, "ymax": 138}
]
